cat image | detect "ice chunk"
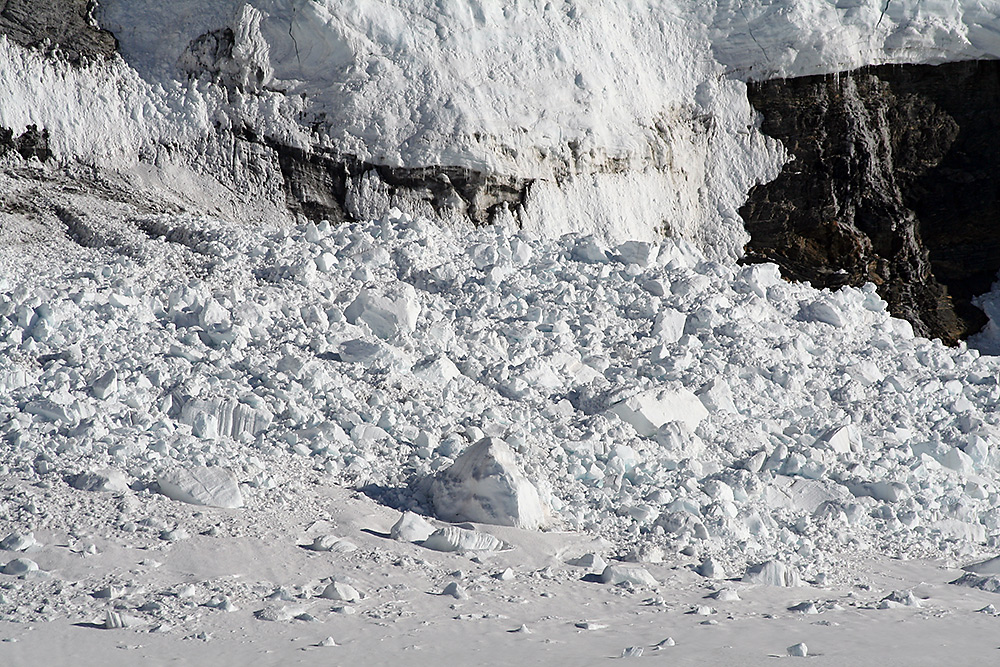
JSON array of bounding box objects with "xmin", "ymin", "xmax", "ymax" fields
[
  {"xmin": 412, "ymin": 356, "xmax": 461, "ymax": 386},
  {"xmin": 568, "ymin": 553, "xmax": 607, "ymax": 571},
  {"xmin": 91, "ymin": 369, "xmax": 118, "ymax": 400},
  {"xmin": 179, "ymin": 397, "xmax": 273, "ymax": 440},
  {"xmin": 600, "ymin": 564, "xmax": 658, "ymax": 587},
  {"xmin": 320, "ymin": 580, "xmax": 360, "ymax": 602},
  {"xmin": 608, "ymin": 387, "xmax": 708, "ymax": 436},
  {"xmin": 157, "ymin": 466, "xmax": 244, "ymax": 509},
  {"xmin": 615, "ymin": 241, "xmax": 658, "ymax": 267},
  {"xmin": 344, "ymin": 283, "xmax": 420, "ymax": 340},
  {"xmin": 441, "ymin": 581, "xmax": 468, "ymax": 599},
  {"xmin": 0, "ymin": 532, "xmax": 36, "ymax": 552},
  {"xmin": 69, "ymin": 468, "xmax": 129, "ymax": 493},
  {"xmin": 430, "ymin": 438, "xmax": 549, "ymax": 530},
  {"xmin": 307, "ymin": 536, "xmax": 358, "ymax": 553},
  {"xmin": 765, "ymin": 477, "xmax": 851, "ymax": 514},
  {"xmin": 815, "ymin": 425, "xmax": 862, "ymax": 456},
  {"xmin": 742, "ymin": 560, "xmax": 801, "ymax": 587},
  {"xmin": 697, "ymin": 557, "xmax": 726, "ymax": 579},
  {"xmin": 787, "ymin": 643, "xmax": 808, "ymax": 657},
  {"xmin": 421, "ymin": 526, "xmax": 510, "ymax": 552},
  {"xmin": 799, "ymin": 299, "xmax": 845, "ymax": 327},
  {"xmin": 651, "ymin": 308, "xmax": 686, "ymax": 344},
  {"xmin": 737, "ymin": 263, "xmax": 783, "ymax": 298},
  {"xmin": 963, "ymin": 555, "xmax": 1000, "ymax": 575},
  {"xmin": 697, "ymin": 379, "xmax": 736, "ymax": 413},
  {"xmin": 2, "ymin": 558, "xmax": 38, "ymax": 575},
  {"xmin": 390, "ymin": 511, "xmax": 436, "ymax": 543},
  {"xmin": 572, "ymin": 236, "xmax": 609, "ymax": 263}
]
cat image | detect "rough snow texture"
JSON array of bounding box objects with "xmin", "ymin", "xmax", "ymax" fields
[
  {"xmin": 430, "ymin": 438, "xmax": 549, "ymax": 531},
  {"xmin": 157, "ymin": 466, "xmax": 244, "ymax": 509},
  {"xmin": 6, "ymin": 209, "xmax": 1000, "ymax": 577}
]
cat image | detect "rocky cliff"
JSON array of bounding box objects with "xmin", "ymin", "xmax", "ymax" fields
[{"xmin": 741, "ymin": 60, "xmax": 1000, "ymax": 343}]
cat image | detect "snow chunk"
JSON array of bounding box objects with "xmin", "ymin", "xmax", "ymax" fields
[
  {"xmin": 697, "ymin": 379, "xmax": 736, "ymax": 413},
  {"xmin": 90, "ymin": 369, "xmax": 118, "ymax": 400},
  {"xmin": 651, "ymin": 308, "xmax": 687, "ymax": 344},
  {"xmin": 799, "ymin": 299, "xmax": 845, "ymax": 327},
  {"xmin": 3, "ymin": 558, "xmax": 38, "ymax": 576},
  {"xmin": 815, "ymin": 425, "xmax": 862, "ymax": 456},
  {"xmin": 421, "ymin": 526, "xmax": 510, "ymax": 552},
  {"xmin": 0, "ymin": 532, "xmax": 35, "ymax": 552},
  {"xmin": 156, "ymin": 466, "xmax": 244, "ymax": 509},
  {"xmin": 344, "ymin": 283, "xmax": 420, "ymax": 340},
  {"xmin": 600, "ymin": 564, "xmax": 658, "ymax": 587},
  {"xmin": 787, "ymin": 643, "xmax": 808, "ymax": 657},
  {"xmin": 430, "ymin": 438, "xmax": 549, "ymax": 530},
  {"xmin": 743, "ymin": 560, "xmax": 801, "ymax": 587},
  {"xmin": 608, "ymin": 387, "xmax": 708, "ymax": 436},
  {"xmin": 412, "ymin": 356, "xmax": 461, "ymax": 386},
  {"xmin": 390, "ymin": 511, "xmax": 436, "ymax": 543},
  {"xmin": 615, "ymin": 241, "xmax": 658, "ymax": 267},
  {"xmin": 69, "ymin": 468, "xmax": 129, "ymax": 493},
  {"xmin": 320, "ymin": 581, "xmax": 360, "ymax": 603}
]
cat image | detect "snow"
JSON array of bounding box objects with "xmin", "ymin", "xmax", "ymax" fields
[
  {"xmin": 3, "ymin": 0, "xmax": 1000, "ymax": 663},
  {"xmin": 429, "ymin": 438, "xmax": 549, "ymax": 530}
]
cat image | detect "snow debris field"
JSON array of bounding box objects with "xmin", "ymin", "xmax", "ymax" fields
[
  {"xmin": 5, "ymin": 206, "xmax": 1000, "ymax": 648},
  {"xmin": 4, "ymin": 1, "xmax": 1000, "ymax": 663}
]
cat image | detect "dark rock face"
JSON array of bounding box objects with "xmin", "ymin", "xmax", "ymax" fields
[
  {"xmin": 741, "ymin": 60, "xmax": 1000, "ymax": 343},
  {"xmin": 0, "ymin": 0, "xmax": 116, "ymax": 63},
  {"xmin": 261, "ymin": 134, "xmax": 531, "ymax": 227},
  {"xmin": 0, "ymin": 124, "xmax": 51, "ymax": 162}
]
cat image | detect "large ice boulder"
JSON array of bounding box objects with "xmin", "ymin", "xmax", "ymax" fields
[
  {"xmin": 157, "ymin": 466, "xmax": 244, "ymax": 509},
  {"xmin": 608, "ymin": 387, "xmax": 708, "ymax": 436},
  {"xmin": 344, "ymin": 283, "xmax": 420, "ymax": 340},
  {"xmin": 742, "ymin": 560, "xmax": 801, "ymax": 587},
  {"xmin": 430, "ymin": 438, "xmax": 549, "ymax": 530}
]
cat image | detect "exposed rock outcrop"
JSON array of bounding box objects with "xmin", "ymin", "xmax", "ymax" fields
[
  {"xmin": 741, "ymin": 60, "xmax": 1000, "ymax": 343},
  {"xmin": 0, "ymin": 0, "xmax": 116, "ymax": 63}
]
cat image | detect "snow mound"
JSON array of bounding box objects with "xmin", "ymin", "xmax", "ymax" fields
[{"xmin": 430, "ymin": 438, "xmax": 549, "ymax": 531}]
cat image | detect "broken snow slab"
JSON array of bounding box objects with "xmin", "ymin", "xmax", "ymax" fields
[
  {"xmin": 156, "ymin": 466, "xmax": 244, "ymax": 508},
  {"xmin": 430, "ymin": 437, "xmax": 549, "ymax": 530},
  {"xmin": 607, "ymin": 387, "xmax": 708, "ymax": 436}
]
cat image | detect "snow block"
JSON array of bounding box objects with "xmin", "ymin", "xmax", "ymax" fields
[
  {"xmin": 742, "ymin": 560, "xmax": 801, "ymax": 587},
  {"xmin": 608, "ymin": 387, "xmax": 708, "ymax": 436},
  {"xmin": 390, "ymin": 511, "xmax": 436, "ymax": 543},
  {"xmin": 344, "ymin": 283, "xmax": 420, "ymax": 339},
  {"xmin": 421, "ymin": 526, "xmax": 510, "ymax": 552},
  {"xmin": 69, "ymin": 468, "xmax": 129, "ymax": 493},
  {"xmin": 651, "ymin": 308, "xmax": 687, "ymax": 344},
  {"xmin": 815, "ymin": 425, "xmax": 862, "ymax": 456},
  {"xmin": 600, "ymin": 564, "xmax": 658, "ymax": 587},
  {"xmin": 157, "ymin": 466, "xmax": 244, "ymax": 509},
  {"xmin": 430, "ymin": 438, "xmax": 549, "ymax": 530}
]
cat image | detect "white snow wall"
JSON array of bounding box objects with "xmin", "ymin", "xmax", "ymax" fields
[{"xmin": 5, "ymin": 1, "xmax": 1000, "ymax": 258}]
